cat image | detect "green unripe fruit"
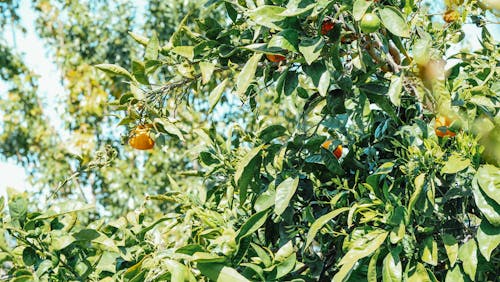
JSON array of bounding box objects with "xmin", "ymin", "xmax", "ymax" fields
[{"xmin": 360, "ymin": 13, "xmax": 381, "ymax": 33}]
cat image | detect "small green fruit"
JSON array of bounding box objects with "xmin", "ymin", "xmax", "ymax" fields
[{"xmin": 360, "ymin": 13, "xmax": 381, "ymax": 33}]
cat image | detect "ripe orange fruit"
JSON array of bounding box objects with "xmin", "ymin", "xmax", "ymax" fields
[
  {"xmin": 434, "ymin": 116, "xmax": 456, "ymax": 138},
  {"xmin": 321, "ymin": 20, "xmax": 335, "ymax": 35},
  {"xmin": 266, "ymin": 54, "xmax": 286, "ymax": 63},
  {"xmin": 129, "ymin": 124, "xmax": 155, "ymax": 150},
  {"xmin": 321, "ymin": 140, "xmax": 343, "ymax": 159},
  {"xmin": 443, "ymin": 10, "xmax": 460, "ymax": 23}
]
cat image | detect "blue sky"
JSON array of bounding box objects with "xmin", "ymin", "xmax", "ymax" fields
[{"xmin": 0, "ymin": 1, "xmax": 499, "ymax": 197}]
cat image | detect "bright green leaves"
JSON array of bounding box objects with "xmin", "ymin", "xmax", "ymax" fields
[
  {"xmin": 458, "ymin": 239, "xmax": 478, "ymax": 280},
  {"xmin": 407, "ymin": 263, "xmax": 432, "ymax": 282},
  {"xmin": 208, "ymin": 78, "xmax": 228, "ymax": 113},
  {"xmin": 171, "ymin": 46, "xmax": 195, "ymax": 61},
  {"xmin": 303, "ymin": 62, "xmax": 330, "ymax": 97},
  {"xmin": 472, "ymin": 167, "xmax": 500, "ymax": 226},
  {"xmin": 442, "ymin": 234, "xmax": 459, "ymax": 267},
  {"xmin": 236, "ymin": 53, "xmax": 262, "ymax": 99},
  {"xmin": 388, "ymin": 76, "xmax": 402, "ymax": 107},
  {"xmin": 379, "ymin": 7, "xmax": 410, "ymax": 38},
  {"xmin": 95, "ymin": 63, "xmax": 134, "ymax": 81},
  {"xmin": 234, "ymin": 145, "xmax": 264, "ymax": 204},
  {"xmin": 420, "ymin": 236, "xmax": 437, "ymax": 266},
  {"xmin": 236, "ymin": 210, "xmax": 269, "ymax": 243},
  {"xmin": 476, "ymin": 165, "xmax": 500, "ymax": 204},
  {"xmin": 298, "ymin": 37, "xmax": 324, "ymax": 65},
  {"xmin": 199, "ymin": 61, "xmax": 215, "ymax": 84},
  {"xmin": 333, "ymin": 229, "xmax": 388, "ymax": 282},
  {"xmin": 145, "ymin": 31, "xmax": 159, "ymax": 61},
  {"xmin": 407, "ymin": 173, "xmax": 425, "ymax": 221},
  {"xmin": 476, "ymin": 220, "xmax": 500, "ymax": 261},
  {"xmin": 198, "ymin": 263, "xmax": 250, "ymax": 282},
  {"xmin": 353, "ymin": 0, "xmax": 372, "ymax": 21},
  {"xmin": 382, "ymin": 249, "xmax": 402, "ymax": 282},
  {"xmin": 305, "ymin": 207, "xmax": 350, "ymax": 249},
  {"xmin": 441, "ymin": 154, "xmax": 471, "ymax": 174},
  {"xmin": 268, "ymin": 29, "xmax": 299, "ymax": 53},
  {"xmin": 247, "ymin": 6, "xmax": 286, "ymax": 30},
  {"xmin": 274, "ymin": 177, "xmax": 299, "ymax": 216}
]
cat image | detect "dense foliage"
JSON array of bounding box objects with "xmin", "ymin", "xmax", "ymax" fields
[{"xmin": 1, "ymin": 0, "xmax": 499, "ymax": 281}]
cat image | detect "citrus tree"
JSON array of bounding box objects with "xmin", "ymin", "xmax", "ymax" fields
[{"xmin": 1, "ymin": 0, "xmax": 500, "ymax": 281}]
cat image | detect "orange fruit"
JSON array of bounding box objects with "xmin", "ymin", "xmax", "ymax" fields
[
  {"xmin": 443, "ymin": 10, "xmax": 460, "ymax": 23},
  {"xmin": 321, "ymin": 140, "xmax": 343, "ymax": 159},
  {"xmin": 266, "ymin": 54, "xmax": 286, "ymax": 63},
  {"xmin": 129, "ymin": 125, "xmax": 155, "ymax": 150},
  {"xmin": 321, "ymin": 20, "xmax": 335, "ymax": 35},
  {"xmin": 434, "ymin": 116, "xmax": 456, "ymax": 138}
]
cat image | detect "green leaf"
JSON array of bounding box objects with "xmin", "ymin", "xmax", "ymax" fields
[
  {"xmin": 445, "ymin": 265, "xmax": 467, "ymax": 282},
  {"xmin": 367, "ymin": 249, "xmax": 380, "ymax": 282},
  {"xmin": 132, "ymin": 60, "xmax": 149, "ymax": 85},
  {"xmin": 477, "ymin": 219, "xmax": 500, "ymax": 261},
  {"xmin": 382, "ymin": 249, "xmax": 402, "ymax": 282},
  {"xmin": 476, "ymin": 165, "xmax": 500, "ymax": 205},
  {"xmin": 128, "ymin": 31, "xmax": 149, "ymax": 46},
  {"xmin": 208, "ymin": 78, "xmax": 228, "ymax": 113},
  {"xmin": 199, "ymin": 61, "xmax": 215, "ymax": 84},
  {"xmin": 441, "ymin": 155, "xmax": 471, "ymax": 174},
  {"xmin": 92, "ymin": 234, "xmax": 120, "ymax": 254},
  {"xmin": 154, "ymin": 118, "xmax": 185, "ymax": 141},
  {"xmin": 234, "ymin": 145, "xmax": 263, "ymax": 203},
  {"xmin": 472, "ymin": 174, "xmax": 500, "ymax": 226},
  {"xmin": 334, "ymin": 229, "xmax": 388, "ymax": 282},
  {"xmin": 305, "ymin": 207, "xmax": 350, "ymax": 249},
  {"xmin": 441, "ymin": 234, "xmax": 458, "ymax": 267},
  {"xmin": 407, "ymin": 173, "xmax": 425, "ymax": 221},
  {"xmin": 274, "ymin": 177, "xmax": 299, "ymax": 216},
  {"xmin": 275, "ymin": 241, "xmax": 294, "ymax": 262},
  {"xmin": 50, "ymin": 232, "xmax": 75, "ymax": 251},
  {"xmin": 258, "ymin": 125, "xmax": 287, "ymax": 143},
  {"xmin": 197, "ymin": 263, "xmax": 250, "ymax": 282},
  {"xmin": 412, "ymin": 37, "xmax": 431, "ymax": 66},
  {"xmin": 250, "ymin": 243, "xmax": 272, "ymax": 267},
  {"xmin": 236, "ymin": 53, "xmax": 262, "ymax": 98},
  {"xmin": 421, "ymin": 236, "xmax": 437, "ymax": 266},
  {"xmin": 171, "ymin": 46, "xmax": 195, "ymax": 61},
  {"xmin": 22, "ymin": 247, "xmax": 38, "ymax": 266},
  {"xmin": 407, "ymin": 263, "xmax": 431, "ymax": 282},
  {"xmin": 458, "ymin": 240, "xmax": 477, "ymax": 280},
  {"xmin": 235, "ymin": 209, "xmax": 269, "ymax": 243},
  {"xmin": 268, "ymin": 29, "xmax": 299, "ymax": 52},
  {"xmin": 274, "ymin": 253, "xmax": 296, "ymax": 279},
  {"xmin": 379, "ymin": 7, "xmax": 410, "ymax": 37},
  {"xmin": 247, "ymin": 6, "xmax": 286, "ymax": 30},
  {"xmin": 95, "ymin": 64, "xmax": 134, "ymax": 81},
  {"xmin": 164, "ymin": 259, "xmax": 195, "ymax": 282},
  {"xmin": 365, "ymin": 92, "xmax": 399, "ymax": 122},
  {"xmin": 303, "ymin": 62, "xmax": 330, "ymax": 97},
  {"xmin": 353, "ymin": 0, "xmax": 372, "ymax": 21},
  {"xmin": 145, "ymin": 32, "xmax": 159, "ymax": 60},
  {"xmin": 299, "ymin": 37, "xmax": 324, "ymax": 65},
  {"xmin": 388, "ymin": 76, "xmax": 402, "ymax": 107},
  {"xmin": 255, "ymin": 185, "xmax": 276, "ymax": 212},
  {"xmin": 279, "ymin": 0, "xmax": 316, "ymax": 17}
]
